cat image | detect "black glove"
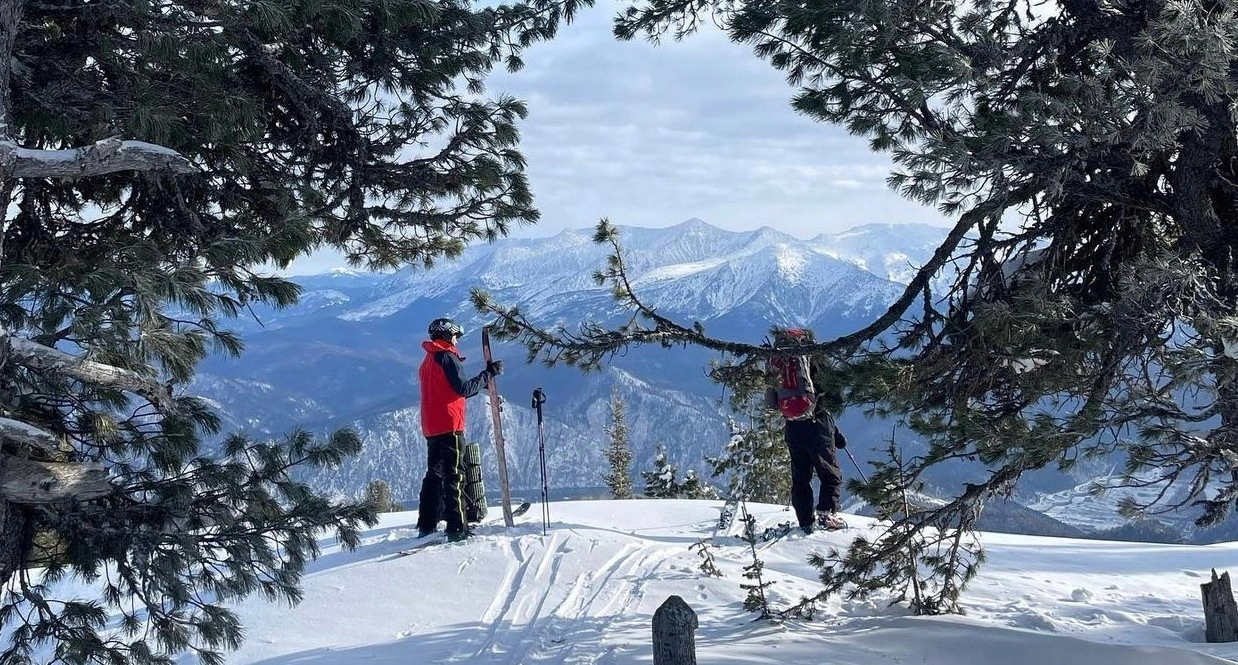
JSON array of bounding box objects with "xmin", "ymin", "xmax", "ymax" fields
[
  {"xmin": 486, "ymin": 359, "xmax": 504, "ymax": 377},
  {"xmin": 834, "ymin": 429, "xmax": 847, "ymax": 449},
  {"xmin": 763, "ymin": 387, "xmax": 778, "ymax": 411}
]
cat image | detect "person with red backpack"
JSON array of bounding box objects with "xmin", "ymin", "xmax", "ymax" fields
[
  {"xmin": 416, "ymin": 317, "xmax": 503, "ymax": 542},
  {"xmin": 765, "ymin": 327, "xmax": 848, "ymax": 534}
]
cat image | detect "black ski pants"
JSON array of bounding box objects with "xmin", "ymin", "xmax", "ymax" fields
[
  {"xmin": 785, "ymin": 417, "xmax": 842, "ymax": 529},
  {"xmin": 416, "ymin": 431, "xmax": 467, "ymax": 535}
]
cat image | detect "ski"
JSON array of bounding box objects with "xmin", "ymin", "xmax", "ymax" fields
[
  {"xmin": 481, "ymin": 326, "xmax": 515, "ymax": 527},
  {"xmin": 758, "ymin": 521, "xmax": 796, "ymax": 543},
  {"xmin": 712, "ymin": 477, "xmax": 747, "ymax": 540},
  {"xmin": 712, "ymin": 497, "xmax": 740, "ymax": 539},
  {"xmin": 388, "ymin": 535, "xmax": 447, "ymax": 558}
]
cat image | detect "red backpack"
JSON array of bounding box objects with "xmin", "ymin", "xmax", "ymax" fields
[{"xmin": 769, "ymin": 352, "xmax": 816, "ymax": 420}]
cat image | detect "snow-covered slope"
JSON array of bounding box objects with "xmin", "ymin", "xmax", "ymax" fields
[
  {"xmin": 213, "ymin": 500, "xmax": 1238, "ymax": 665},
  {"xmin": 811, "ymin": 221, "xmax": 952, "ymax": 284}
]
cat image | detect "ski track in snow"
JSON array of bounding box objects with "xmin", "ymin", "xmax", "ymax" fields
[
  {"xmin": 160, "ymin": 501, "xmax": 1238, "ymax": 665},
  {"xmin": 437, "ymin": 533, "xmax": 680, "ymax": 664}
]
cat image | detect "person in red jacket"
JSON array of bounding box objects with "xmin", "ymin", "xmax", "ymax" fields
[{"xmin": 416, "ymin": 317, "xmax": 502, "ymax": 542}]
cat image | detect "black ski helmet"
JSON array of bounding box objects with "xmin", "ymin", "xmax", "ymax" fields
[{"xmin": 428, "ymin": 317, "xmax": 464, "ymax": 340}]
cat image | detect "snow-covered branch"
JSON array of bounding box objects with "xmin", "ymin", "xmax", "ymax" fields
[
  {"xmin": 0, "ymin": 137, "xmax": 196, "ymax": 179},
  {"xmin": 4, "ymin": 329, "xmax": 176, "ymax": 413},
  {"xmin": 0, "ymin": 415, "xmax": 62, "ymax": 453}
]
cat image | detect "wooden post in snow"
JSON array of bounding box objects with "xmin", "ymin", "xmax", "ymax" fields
[
  {"xmin": 1202, "ymin": 568, "xmax": 1238, "ymax": 643},
  {"xmin": 652, "ymin": 595, "xmax": 698, "ymax": 665}
]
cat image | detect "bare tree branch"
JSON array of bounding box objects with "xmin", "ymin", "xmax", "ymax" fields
[
  {"xmin": 4, "ymin": 328, "xmax": 176, "ymax": 413},
  {"xmin": 0, "ymin": 456, "xmax": 111, "ymax": 504},
  {"xmin": 0, "ymin": 416, "xmax": 61, "ymax": 453},
  {"xmin": 0, "ymin": 137, "xmax": 196, "ymax": 179}
]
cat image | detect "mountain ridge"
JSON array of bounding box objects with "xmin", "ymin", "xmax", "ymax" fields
[{"xmin": 191, "ymin": 218, "xmax": 1228, "ymax": 543}]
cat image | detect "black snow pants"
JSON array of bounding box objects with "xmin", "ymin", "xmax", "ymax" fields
[
  {"xmin": 784, "ymin": 416, "xmax": 842, "ymax": 530},
  {"xmin": 416, "ymin": 431, "xmax": 467, "ymax": 535}
]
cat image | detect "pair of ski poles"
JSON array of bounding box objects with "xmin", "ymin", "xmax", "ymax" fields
[{"xmin": 531, "ymin": 388, "xmax": 550, "ymax": 536}]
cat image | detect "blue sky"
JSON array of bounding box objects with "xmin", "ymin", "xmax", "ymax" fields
[{"xmin": 288, "ymin": 2, "xmax": 947, "ymax": 274}]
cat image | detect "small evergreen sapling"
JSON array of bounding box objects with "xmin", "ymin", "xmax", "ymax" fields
[
  {"xmin": 363, "ymin": 479, "xmax": 403, "ymax": 513},
  {"xmin": 602, "ymin": 388, "xmax": 635, "ymax": 500},
  {"xmin": 642, "ymin": 446, "xmax": 716, "ymax": 499},
  {"xmin": 689, "ymin": 538, "xmax": 723, "ymax": 577},
  {"xmin": 738, "ymin": 513, "xmax": 776, "ymax": 619}
]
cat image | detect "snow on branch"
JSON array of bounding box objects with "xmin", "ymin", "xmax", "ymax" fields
[
  {"xmin": 0, "ymin": 137, "xmax": 196, "ymax": 179},
  {"xmin": 5, "ymin": 330, "xmax": 176, "ymax": 413},
  {"xmin": 0, "ymin": 416, "xmax": 62, "ymax": 453}
]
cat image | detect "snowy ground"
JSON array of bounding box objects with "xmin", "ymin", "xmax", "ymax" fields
[{"xmin": 211, "ymin": 499, "xmax": 1238, "ymax": 665}]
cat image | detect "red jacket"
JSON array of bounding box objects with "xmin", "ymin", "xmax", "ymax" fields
[{"xmin": 419, "ymin": 339, "xmax": 489, "ymax": 437}]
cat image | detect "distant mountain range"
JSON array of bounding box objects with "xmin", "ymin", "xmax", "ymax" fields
[{"xmin": 191, "ymin": 218, "xmax": 1234, "ymax": 544}]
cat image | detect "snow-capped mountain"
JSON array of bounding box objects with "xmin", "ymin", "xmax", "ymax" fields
[
  {"xmin": 195, "ymin": 217, "xmax": 1231, "ymax": 543},
  {"xmin": 195, "ymin": 219, "xmax": 929, "ymax": 500},
  {"xmin": 811, "ymin": 221, "xmax": 950, "ymax": 284}
]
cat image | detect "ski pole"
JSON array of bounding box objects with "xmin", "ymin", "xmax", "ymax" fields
[
  {"xmin": 532, "ymin": 387, "xmax": 549, "ymax": 536},
  {"xmin": 843, "ymin": 447, "xmax": 868, "ymax": 484}
]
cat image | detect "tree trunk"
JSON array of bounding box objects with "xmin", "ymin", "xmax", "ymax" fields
[
  {"xmin": 0, "ymin": 496, "xmax": 33, "ymax": 588},
  {"xmin": 1202, "ymin": 569, "xmax": 1238, "ymax": 643},
  {"xmin": 652, "ymin": 595, "xmax": 698, "ymax": 665}
]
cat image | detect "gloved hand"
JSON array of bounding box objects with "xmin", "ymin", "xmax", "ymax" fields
[
  {"xmin": 834, "ymin": 429, "xmax": 847, "ymax": 449},
  {"xmin": 486, "ymin": 359, "xmax": 504, "ymax": 377}
]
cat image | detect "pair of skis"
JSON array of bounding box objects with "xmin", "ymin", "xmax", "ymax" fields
[
  {"xmin": 480, "ymin": 326, "xmax": 517, "ymax": 528},
  {"xmin": 390, "ymin": 502, "xmax": 532, "ymax": 558}
]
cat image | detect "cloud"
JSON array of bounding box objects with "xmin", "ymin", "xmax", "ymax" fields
[
  {"xmin": 484, "ymin": 4, "xmax": 948, "ymax": 239},
  {"xmin": 284, "ymin": 5, "xmax": 950, "ymax": 275}
]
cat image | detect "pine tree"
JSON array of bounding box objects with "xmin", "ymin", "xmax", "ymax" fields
[
  {"xmin": 364, "ymin": 479, "xmax": 403, "ymax": 513},
  {"xmin": 642, "ymin": 446, "xmax": 679, "ymax": 499},
  {"xmin": 602, "ymin": 388, "xmax": 635, "ymax": 500},
  {"xmin": 642, "ymin": 445, "xmax": 717, "ymax": 499},
  {"xmin": 0, "ymin": 0, "xmax": 589, "ymax": 661},
  {"xmin": 707, "ymin": 357, "xmax": 788, "ymax": 504},
  {"xmin": 477, "ymin": 0, "xmax": 1238, "ymax": 612}
]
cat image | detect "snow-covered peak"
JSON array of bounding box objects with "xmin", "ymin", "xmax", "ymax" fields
[
  {"xmin": 328, "ymin": 219, "xmax": 934, "ymax": 322},
  {"xmin": 810, "ymin": 222, "xmax": 949, "ymax": 284}
]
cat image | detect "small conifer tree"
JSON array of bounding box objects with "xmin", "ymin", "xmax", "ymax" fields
[
  {"xmin": 707, "ymin": 357, "xmax": 789, "ymax": 504},
  {"xmin": 364, "ymin": 479, "xmax": 403, "ymax": 513},
  {"xmin": 643, "ymin": 445, "xmax": 717, "ymax": 499},
  {"xmin": 602, "ymin": 388, "xmax": 635, "ymax": 499}
]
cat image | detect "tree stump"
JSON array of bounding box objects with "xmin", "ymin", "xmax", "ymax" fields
[
  {"xmin": 1202, "ymin": 568, "xmax": 1238, "ymax": 643},
  {"xmin": 652, "ymin": 595, "xmax": 698, "ymax": 665}
]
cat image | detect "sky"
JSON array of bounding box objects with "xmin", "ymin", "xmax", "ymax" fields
[
  {"xmin": 287, "ymin": 1, "xmax": 947, "ymax": 275},
  {"xmin": 485, "ymin": 1, "xmax": 944, "ymax": 238},
  {"xmin": 200, "ymin": 499, "xmax": 1236, "ymax": 665}
]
